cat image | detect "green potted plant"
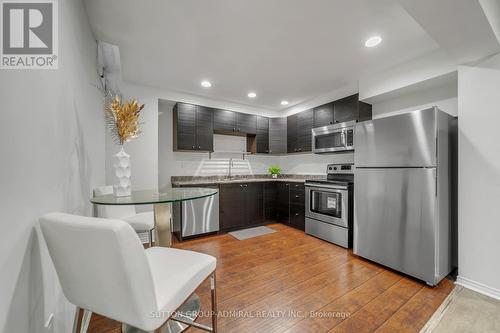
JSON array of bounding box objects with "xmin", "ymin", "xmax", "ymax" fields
[{"xmin": 268, "ymin": 165, "xmax": 282, "ymax": 179}]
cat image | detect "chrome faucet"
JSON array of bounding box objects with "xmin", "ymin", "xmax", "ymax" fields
[{"xmin": 228, "ymin": 158, "xmax": 234, "ymax": 178}]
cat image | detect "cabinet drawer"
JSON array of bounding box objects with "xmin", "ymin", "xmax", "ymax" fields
[
  {"xmin": 290, "ymin": 203, "xmax": 305, "ymax": 230},
  {"xmin": 290, "ymin": 203, "xmax": 305, "ymax": 215},
  {"xmin": 290, "ymin": 190, "xmax": 305, "ymax": 204},
  {"xmin": 290, "ymin": 182, "xmax": 305, "ymax": 190}
]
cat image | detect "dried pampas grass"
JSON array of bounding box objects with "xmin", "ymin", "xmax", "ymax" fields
[{"xmin": 105, "ymin": 95, "xmax": 144, "ymax": 145}]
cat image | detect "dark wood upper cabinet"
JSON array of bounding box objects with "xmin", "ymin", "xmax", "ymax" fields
[
  {"xmin": 174, "ymin": 103, "xmax": 213, "ymax": 151},
  {"xmin": 256, "ymin": 116, "xmax": 269, "ymax": 153},
  {"xmin": 358, "ymin": 101, "xmax": 373, "ymax": 122},
  {"xmin": 333, "ymin": 94, "xmax": 358, "ymax": 124},
  {"xmin": 236, "ymin": 113, "xmax": 257, "ymax": 134},
  {"xmin": 333, "ymin": 93, "xmax": 372, "ymax": 124},
  {"xmin": 288, "ymin": 109, "xmax": 313, "ymax": 153},
  {"xmin": 173, "ymin": 103, "xmax": 196, "ymax": 151},
  {"xmin": 297, "ymin": 109, "xmax": 313, "ymax": 152},
  {"xmin": 173, "ymin": 95, "xmax": 371, "ymax": 155},
  {"xmin": 195, "ymin": 106, "xmax": 214, "ymax": 151},
  {"xmin": 287, "ymin": 114, "xmax": 298, "ymax": 153},
  {"xmin": 313, "ymin": 102, "xmax": 335, "ymax": 128},
  {"xmin": 214, "ymin": 109, "xmax": 257, "ymax": 135},
  {"xmin": 269, "ymin": 117, "xmax": 287, "ymax": 154},
  {"xmin": 213, "ymin": 109, "xmax": 237, "ymax": 132}
]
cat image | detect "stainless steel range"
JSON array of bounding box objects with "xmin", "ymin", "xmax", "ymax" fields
[{"xmin": 305, "ymin": 164, "xmax": 354, "ymax": 248}]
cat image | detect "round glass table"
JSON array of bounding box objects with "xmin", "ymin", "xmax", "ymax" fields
[
  {"xmin": 91, "ymin": 187, "xmax": 218, "ymax": 333},
  {"xmin": 90, "ymin": 188, "xmax": 218, "ymax": 247}
]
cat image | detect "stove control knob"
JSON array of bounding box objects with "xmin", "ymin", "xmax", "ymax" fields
[{"xmin": 333, "ymin": 166, "xmax": 337, "ymax": 171}]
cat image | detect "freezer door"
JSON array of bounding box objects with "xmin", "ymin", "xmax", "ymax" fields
[
  {"xmin": 354, "ymin": 168, "xmax": 438, "ymax": 284},
  {"xmin": 355, "ymin": 108, "xmax": 437, "ymax": 167}
]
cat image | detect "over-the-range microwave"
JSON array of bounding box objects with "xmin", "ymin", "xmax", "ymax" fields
[{"xmin": 312, "ymin": 120, "xmax": 355, "ymax": 153}]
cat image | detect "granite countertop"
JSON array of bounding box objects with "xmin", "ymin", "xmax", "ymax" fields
[{"xmin": 171, "ymin": 174, "xmax": 325, "ymax": 186}]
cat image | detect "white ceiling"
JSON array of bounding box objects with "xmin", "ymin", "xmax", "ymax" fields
[{"xmin": 85, "ymin": 0, "xmax": 499, "ymax": 111}]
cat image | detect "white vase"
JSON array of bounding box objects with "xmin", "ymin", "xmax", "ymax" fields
[
  {"xmin": 113, "ymin": 146, "xmax": 131, "ymax": 197},
  {"xmin": 272, "ymin": 174, "xmax": 278, "ymax": 179}
]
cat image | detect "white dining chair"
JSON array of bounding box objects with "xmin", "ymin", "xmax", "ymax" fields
[
  {"xmin": 39, "ymin": 212, "xmax": 217, "ymax": 333},
  {"xmin": 93, "ymin": 186, "xmax": 155, "ymax": 247}
]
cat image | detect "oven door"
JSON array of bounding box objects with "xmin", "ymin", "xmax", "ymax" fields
[{"xmin": 305, "ymin": 184, "xmax": 348, "ymax": 228}]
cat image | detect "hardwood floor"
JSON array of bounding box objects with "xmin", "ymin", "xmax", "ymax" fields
[{"xmin": 84, "ymin": 224, "xmax": 454, "ymax": 333}]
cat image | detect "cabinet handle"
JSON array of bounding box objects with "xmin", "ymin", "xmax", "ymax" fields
[
  {"xmin": 285, "ymin": 184, "xmax": 289, "ymax": 186},
  {"xmin": 295, "ymin": 195, "xmax": 299, "ymax": 198},
  {"xmin": 295, "ymin": 213, "xmax": 299, "ymax": 216},
  {"xmin": 295, "ymin": 184, "xmax": 299, "ymax": 187}
]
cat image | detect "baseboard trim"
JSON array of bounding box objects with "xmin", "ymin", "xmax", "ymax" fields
[{"xmin": 456, "ymin": 276, "xmax": 500, "ymax": 300}]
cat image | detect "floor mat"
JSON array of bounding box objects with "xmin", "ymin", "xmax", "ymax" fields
[{"xmin": 228, "ymin": 226, "xmax": 276, "ymax": 240}]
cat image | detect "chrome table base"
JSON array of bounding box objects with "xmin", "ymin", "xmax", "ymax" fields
[{"xmin": 153, "ymin": 202, "xmax": 172, "ymax": 247}]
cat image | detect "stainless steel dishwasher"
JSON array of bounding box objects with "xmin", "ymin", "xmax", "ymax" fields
[{"xmin": 172, "ymin": 185, "xmax": 219, "ymax": 241}]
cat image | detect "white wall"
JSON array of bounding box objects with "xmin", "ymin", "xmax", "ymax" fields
[
  {"xmin": 278, "ymin": 153, "xmax": 354, "ymax": 175},
  {"xmin": 456, "ymin": 56, "xmax": 500, "ymax": 299},
  {"xmin": 358, "ymin": 50, "xmax": 458, "ymax": 101},
  {"xmin": 0, "ymin": 1, "xmax": 105, "ymax": 332},
  {"xmin": 370, "ymin": 79, "xmax": 458, "ymax": 118}
]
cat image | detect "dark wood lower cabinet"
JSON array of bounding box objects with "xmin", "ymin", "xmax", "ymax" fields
[
  {"xmin": 219, "ymin": 183, "xmax": 247, "ymax": 230},
  {"xmin": 209, "ymin": 181, "xmax": 305, "ymax": 232},
  {"xmin": 220, "ymin": 182, "xmax": 263, "ymax": 230},
  {"xmin": 246, "ymin": 183, "xmax": 264, "ymax": 226},
  {"xmin": 264, "ymin": 182, "xmax": 277, "ymax": 221},
  {"xmin": 276, "ymin": 182, "xmax": 290, "ymax": 223},
  {"xmin": 289, "ymin": 189, "xmax": 305, "ymax": 230}
]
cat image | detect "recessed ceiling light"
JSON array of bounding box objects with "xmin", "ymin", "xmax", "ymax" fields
[
  {"xmin": 281, "ymin": 100, "xmax": 289, "ymax": 106},
  {"xmin": 248, "ymin": 92, "xmax": 257, "ymax": 98},
  {"xmin": 201, "ymin": 80, "xmax": 212, "ymax": 88},
  {"xmin": 364, "ymin": 36, "xmax": 382, "ymax": 48}
]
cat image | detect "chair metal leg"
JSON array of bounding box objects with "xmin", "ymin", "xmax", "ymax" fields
[
  {"xmin": 72, "ymin": 307, "xmax": 80, "ymax": 333},
  {"xmin": 169, "ymin": 271, "xmax": 218, "ymax": 332},
  {"xmin": 148, "ymin": 229, "xmax": 154, "ymax": 248},
  {"xmin": 80, "ymin": 309, "xmax": 92, "ymax": 333},
  {"xmin": 211, "ymin": 272, "xmax": 218, "ymax": 333}
]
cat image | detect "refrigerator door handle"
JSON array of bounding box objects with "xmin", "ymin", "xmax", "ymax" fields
[{"xmin": 435, "ymin": 170, "xmax": 438, "ymax": 197}]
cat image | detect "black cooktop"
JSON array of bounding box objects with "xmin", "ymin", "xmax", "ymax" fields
[
  {"xmin": 305, "ymin": 163, "xmax": 354, "ymax": 186},
  {"xmin": 305, "ymin": 176, "xmax": 353, "ymax": 186}
]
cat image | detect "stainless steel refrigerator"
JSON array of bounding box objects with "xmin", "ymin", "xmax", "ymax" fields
[{"xmin": 354, "ymin": 107, "xmax": 456, "ymax": 286}]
